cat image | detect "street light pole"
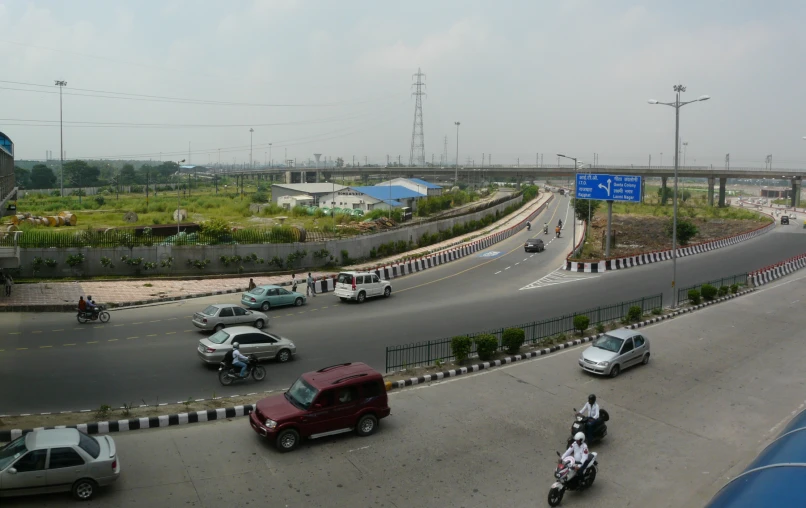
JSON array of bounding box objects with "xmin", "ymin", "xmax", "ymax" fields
[
  {"xmin": 454, "ymin": 121, "xmax": 460, "ymax": 185},
  {"xmin": 55, "ymin": 80, "xmax": 67, "ymax": 196},
  {"xmin": 175, "ymin": 159, "xmax": 186, "ymax": 236},
  {"xmin": 269, "ymin": 143, "xmax": 272, "ymax": 168},
  {"xmin": 557, "ymin": 154, "xmax": 578, "ymax": 254},
  {"xmin": 249, "ymin": 128, "xmax": 254, "ymax": 169},
  {"xmin": 648, "ymin": 85, "xmax": 710, "ymax": 308}
]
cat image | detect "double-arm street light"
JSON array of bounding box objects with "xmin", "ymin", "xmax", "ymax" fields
[
  {"xmin": 648, "ymin": 84, "xmax": 710, "ymax": 307},
  {"xmin": 55, "ymin": 80, "xmax": 67, "ymax": 196}
]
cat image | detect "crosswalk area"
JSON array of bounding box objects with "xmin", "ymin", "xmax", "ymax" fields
[{"xmin": 519, "ymin": 268, "xmax": 601, "ymax": 290}]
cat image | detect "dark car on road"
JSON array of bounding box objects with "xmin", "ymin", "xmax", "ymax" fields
[
  {"xmin": 781, "ymin": 215, "xmax": 790, "ymax": 225},
  {"xmin": 524, "ymin": 237, "xmax": 545, "ymax": 252},
  {"xmin": 250, "ymin": 362, "xmax": 391, "ymax": 452}
]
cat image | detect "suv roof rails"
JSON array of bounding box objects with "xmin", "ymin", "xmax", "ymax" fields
[
  {"xmin": 332, "ymin": 373, "xmax": 369, "ymax": 385},
  {"xmin": 316, "ymin": 363, "xmax": 353, "ymax": 373}
]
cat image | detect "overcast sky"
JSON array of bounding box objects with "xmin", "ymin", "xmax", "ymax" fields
[{"xmin": 2, "ymin": 0, "xmax": 805, "ymax": 169}]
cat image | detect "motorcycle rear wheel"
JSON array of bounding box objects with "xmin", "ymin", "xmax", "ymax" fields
[
  {"xmin": 218, "ymin": 371, "xmax": 234, "ymax": 386},
  {"xmin": 547, "ymin": 487, "xmax": 564, "ymax": 507},
  {"xmin": 99, "ymin": 311, "xmax": 110, "ymax": 323},
  {"xmin": 252, "ymin": 366, "xmax": 266, "ymax": 381},
  {"xmin": 77, "ymin": 314, "xmax": 88, "ymax": 324}
]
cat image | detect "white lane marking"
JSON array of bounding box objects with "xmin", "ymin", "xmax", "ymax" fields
[
  {"xmin": 520, "ymin": 268, "xmax": 600, "ymax": 290},
  {"xmin": 495, "ymin": 271, "xmax": 502, "ymax": 275},
  {"xmin": 523, "ymin": 258, "xmax": 528, "ymax": 262},
  {"xmin": 515, "ymin": 262, "xmax": 520, "ymax": 266},
  {"xmin": 505, "ymin": 266, "xmax": 511, "ymax": 270}
]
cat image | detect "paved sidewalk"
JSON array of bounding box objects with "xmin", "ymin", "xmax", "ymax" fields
[{"xmin": 0, "ymin": 191, "xmax": 554, "ymax": 312}]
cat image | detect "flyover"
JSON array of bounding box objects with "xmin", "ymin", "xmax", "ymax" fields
[{"xmin": 1, "ymin": 198, "xmax": 804, "ymax": 414}]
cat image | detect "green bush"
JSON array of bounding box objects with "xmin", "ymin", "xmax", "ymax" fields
[
  {"xmin": 94, "ymin": 195, "xmax": 106, "ymax": 206},
  {"xmin": 573, "ymin": 315, "xmax": 590, "ymax": 335},
  {"xmin": 688, "ymin": 289, "xmax": 701, "ymax": 305},
  {"xmin": 717, "ymin": 285, "xmax": 729, "ymax": 297},
  {"xmin": 651, "ymin": 308, "xmax": 662, "ymax": 315},
  {"xmin": 474, "ymin": 334, "xmax": 499, "ymax": 361},
  {"xmin": 730, "ymin": 283, "xmax": 739, "ymax": 294},
  {"xmin": 627, "ymin": 305, "xmax": 643, "ymax": 322},
  {"xmin": 595, "ymin": 323, "xmax": 605, "ymax": 334},
  {"xmin": 700, "ymin": 284, "xmax": 717, "ymax": 301},
  {"xmin": 451, "ymin": 336, "xmax": 473, "ymax": 363},
  {"xmin": 666, "ymin": 218, "xmax": 699, "ymax": 246},
  {"xmin": 502, "ymin": 328, "xmax": 525, "ymax": 354}
]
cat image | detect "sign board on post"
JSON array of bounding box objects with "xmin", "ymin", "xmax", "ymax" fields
[{"xmin": 575, "ymin": 173, "xmax": 642, "ymax": 202}]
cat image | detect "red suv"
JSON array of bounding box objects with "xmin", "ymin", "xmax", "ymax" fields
[{"xmin": 250, "ymin": 362, "xmax": 391, "ymax": 452}]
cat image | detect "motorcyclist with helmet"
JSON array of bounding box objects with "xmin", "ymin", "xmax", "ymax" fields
[
  {"xmin": 230, "ymin": 342, "xmax": 249, "ymax": 378},
  {"xmin": 561, "ymin": 432, "xmax": 590, "ymax": 483},
  {"xmin": 578, "ymin": 394, "xmax": 601, "ymax": 442}
]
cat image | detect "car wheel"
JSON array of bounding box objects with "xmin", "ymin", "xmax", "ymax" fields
[
  {"xmin": 383, "ymin": 287, "xmax": 391, "ymax": 298},
  {"xmin": 294, "ymin": 297, "xmax": 303, "ymax": 306},
  {"xmin": 214, "ymin": 323, "xmax": 224, "ymax": 332},
  {"xmin": 276, "ymin": 348, "xmax": 292, "ymax": 363},
  {"xmin": 357, "ymin": 291, "xmax": 366, "ymax": 303},
  {"xmin": 642, "ymin": 353, "xmax": 650, "ymax": 365},
  {"xmin": 72, "ymin": 478, "xmax": 97, "ymax": 501},
  {"xmin": 356, "ymin": 414, "xmax": 378, "ymax": 437},
  {"xmin": 260, "ymin": 302, "xmax": 270, "ymax": 311},
  {"xmin": 609, "ymin": 365, "xmax": 620, "ymax": 378},
  {"xmin": 276, "ymin": 429, "xmax": 299, "ymax": 452},
  {"xmin": 254, "ymin": 319, "xmax": 265, "ymax": 329}
]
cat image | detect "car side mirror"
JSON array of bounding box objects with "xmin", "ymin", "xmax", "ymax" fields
[{"xmin": 7, "ymin": 468, "xmax": 16, "ymax": 474}]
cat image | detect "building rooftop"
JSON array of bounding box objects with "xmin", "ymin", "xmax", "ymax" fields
[
  {"xmin": 407, "ymin": 178, "xmax": 442, "ymax": 189},
  {"xmin": 273, "ymin": 183, "xmax": 348, "ymax": 194},
  {"xmin": 351, "ymin": 185, "xmax": 425, "ymax": 201}
]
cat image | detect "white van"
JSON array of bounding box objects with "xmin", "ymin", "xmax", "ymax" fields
[{"xmin": 334, "ymin": 271, "xmax": 392, "ymax": 303}]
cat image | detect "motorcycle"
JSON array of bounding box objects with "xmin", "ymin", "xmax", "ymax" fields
[
  {"xmin": 218, "ymin": 354, "xmax": 266, "ymax": 386},
  {"xmin": 555, "ymin": 229, "xmax": 561, "ymax": 238},
  {"xmin": 567, "ymin": 408, "xmax": 609, "ymax": 448},
  {"xmin": 544, "ymin": 226, "xmax": 549, "ymax": 235},
  {"xmin": 527, "ymin": 223, "xmax": 531, "ymax": 231},
  {"xmin": 77, "ymin": 305, "xmax": 110, "ymax": 324},
  {"xmin": 548, "ymin": 451, "xmax": 599, "ymax": 506}
]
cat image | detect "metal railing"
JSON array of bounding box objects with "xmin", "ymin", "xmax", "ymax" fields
[
  {"xmin": 677, "ymin": 273, "xmax": 748, "ymax": 303},
  {"xmin": 385, "ymin": 293, "xmax": 663, "ymax": 372}
]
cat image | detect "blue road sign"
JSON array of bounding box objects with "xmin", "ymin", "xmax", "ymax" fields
[{"xmin": 575, "ymin": 173, "xmax": 642, "ymax": 202}]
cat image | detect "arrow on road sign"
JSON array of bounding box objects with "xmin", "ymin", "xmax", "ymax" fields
[{"xmin": 598, "ymin": 179, "xmax": 612, "ymax": 197}]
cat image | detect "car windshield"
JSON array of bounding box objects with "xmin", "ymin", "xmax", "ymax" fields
[
  {"xmin": 337, "ymin": 273, "xmax": 353, "ymax": 284},
  {"xmin": 249, "ymin": 288, "xmax": 266, "ymax": 295},
  {"xmin": 201, "ymin": 305, "xmax": 218, "ymax": 316},
  {"xmin": 0, "ymin": 436, "xmax": 27, "ymax": 470},
  {"xmin": 286, "ymin": 377, "xmax": 318, "ymax": 409},
  {"xmin": 208, "ymin": 330, "xmax": 231, "ymax": 345},
  {"xmin": 592, "ymin": 335, "xmax": 624, "ymax": 353},
  {"xmin": 78, "ymin": 432, "xmax": 100, "ymax": 459}
]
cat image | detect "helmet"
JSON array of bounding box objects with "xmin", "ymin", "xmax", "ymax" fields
[
  {"xmin": 588, "ymin": 394, "xmax": 597, "ymax": 404},
  {"xmin": 232, "ymin": 342, "xmax": 240, "ymax": 349},
  {"xmin": 574, "ymin": 432, "xmax": 586, "ymax": 443},
  {"xmin": 87, "ymin": 295, "xmax": 92, "ymax": 300}
]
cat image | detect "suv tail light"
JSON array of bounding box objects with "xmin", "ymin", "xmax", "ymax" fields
[
  {"xmin": 352, "ymin": 280, "xmax": 356, "ymax": 291},
  {"xmin": 111, "ymin": 459, "xmax": 117, "ymax": 470}
]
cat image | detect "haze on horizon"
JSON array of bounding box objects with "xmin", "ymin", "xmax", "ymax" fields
[{"xmin": 1, "ymin": 0, "xmax": 805, "ymax": 169}]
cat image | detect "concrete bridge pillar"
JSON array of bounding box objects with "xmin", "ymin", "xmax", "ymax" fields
[
  {"xmin": 792, "ymin": 177, "xmax": 802, "ymax": 208},
  {"xmin": 661, "ymin": 177, "xmax": 668, "ymax": 205},
  {"xmin": 285, "ymin": 171, "xmax": 292, "ymax": 184},
  {"xmin": 641, "ymin": 178, "xmax": 646, "ymax": 204},
  {"xmin": 718, "ymin": 177, "xmax": 727, "ymax": 207},
  {"xmin": 707, "ymin": 177, "xmax": 715, "ymax": 207}
]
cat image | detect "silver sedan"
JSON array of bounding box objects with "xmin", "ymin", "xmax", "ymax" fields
[
  {"xmin": 578, "ymin": 328, "xmax": 651, "ymax": 377},
  {"xmin": 192, "ymin": 304, "xmax": 268, "ymax": 331}
]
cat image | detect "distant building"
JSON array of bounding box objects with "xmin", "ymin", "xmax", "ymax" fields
[
  {"xmin": 317, "ymin": 185, "xmax": 426, "ymax": 212},
  {"xmin": 375, "ymin": 177, "xmax": 442, "ymax": 197},
  {"xmin": 0, "ymin": 131, "xmax": 15, "ymax": 217},
  {"xmin": 271, "ymin": 183, "xmax": 347, "ymax": 209},
  {"xmin": 760, "ymin": 188, "xmax": 791, "ymax": 199}
]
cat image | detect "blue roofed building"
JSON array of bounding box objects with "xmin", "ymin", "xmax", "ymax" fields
[
  {"xmin": 706, "ymin": 407, "xmax": 806, "ymax": 508},
  {"xmin": 376, "ymin": 177, "xmax": 442, "ymax": 197},
  {"xmin": 317, "ymin": 185, "xmax": 426, "ymax": 212}
]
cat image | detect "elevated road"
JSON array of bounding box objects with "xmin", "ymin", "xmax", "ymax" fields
[{"xmin": 1, "ymin": 204, "xmax": 805, "ymax": 414}]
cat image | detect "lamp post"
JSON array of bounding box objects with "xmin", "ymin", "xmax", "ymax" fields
[
  {"xmin": 175, "ymin": 159, "xmax": 186, "ymax": 236},
  {"xmin": 648, "ymin": 85, "xmax": 710, "ymax": 308},
  {"xmin": 249, "ymin": 128, "xmax": 254, "ymax": 168},
  {"xmin": 269, "ymin": 143, "xmax": 272, "ymax": 168},
  {"xmin": 55, "ymin": 80, "xmax": 67, "ymax": 196},
  {"xmin": 454, "ymin": 121, "xmax": 460, "ymax": 185},
  {"xmin": 557, "ymin": 154, "xmax": 579, "ymax": 254}
]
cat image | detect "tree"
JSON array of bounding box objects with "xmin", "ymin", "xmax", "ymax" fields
[
  {"xmin": 63, "ymin": 160, "xmax": 100, "ymax": 187},
  {"xmin": 14, "ymin": 165, "xmax": 31, "ymax": 188},
  {"xmin": 30, "ymin": 164, "xmax": 56, "ymax": 189},
  {"xmin": 572, "ymin": 198, "xmax": 601, "ymax": 223},
  {"xmin": 657, "ymin": 186, "xmax": 673, "ymax": 204},
  {"xmin": 335, "ymin": 157, "xmax": 344, "ymax": 168},
  {"xmin": 681, "ymin": 189, "xmax": 692, "ymax": 202},
  {"xmin": 666, "ymin": 218, "xmax": 698, "ymax": 246},
  {"xmin": 120, "ymin": 164, "xmax": 137, "ymax": 185}
]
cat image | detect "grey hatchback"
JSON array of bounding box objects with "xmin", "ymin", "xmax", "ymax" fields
[
  {"xmin": 578, "ymin": 328, "xmax": 650, "ymax": 377},
  {"xmin": 0, "ymin": 428, "xmax": 120, "ymax": 501}
]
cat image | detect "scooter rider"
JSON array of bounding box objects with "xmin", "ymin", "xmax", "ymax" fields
[
  {"xmin": 578, "ymin": 394, "xmax": 601, "ymax": 442},
  {"xmin": 526, "ymin": 221, "xmax": 531, "ymax": 231},
  {"xmin": 231, "ymin": 342, "xmax": 249, "ymax": 378},
  {"xmin": 561, "ymin": 432, "xmax": 590, "ymax": 482},
  {"xmin": 544, "ymin": 222, "xmax": 548, "ymax": 234}
]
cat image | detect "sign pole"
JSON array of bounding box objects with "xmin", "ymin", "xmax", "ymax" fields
[{"xmin": 605, "ymin": 200, "xmax": 614, "ymax": 257}]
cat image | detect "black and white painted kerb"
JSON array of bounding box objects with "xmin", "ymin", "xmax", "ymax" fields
[
  {"xmin": 0, "ymin": 405, "xmax": 255, "ymax": 443},
  {"xmin": 750, "ymin": 253, "xmax": 806, "ymax": 287},
  {"xmin": 386, "ymin": 289, "xmax": 754, "ymax": 391},
  {"xmin": 564, "ymin": 218, "xmax": 775, "ymax": 273}
]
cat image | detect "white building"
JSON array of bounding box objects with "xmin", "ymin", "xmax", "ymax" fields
[
  {"xmin": 375, "ymin": 177, "xmax": 442, "ymax": 197},
  {"xmin": 271, "ymin": 183, "xmax": 347, "ymax": 208}
]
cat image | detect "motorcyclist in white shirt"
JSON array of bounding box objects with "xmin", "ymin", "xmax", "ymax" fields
[
  {"xmin": 561, "ymin": 432, "xmax": 590, "ymax": 482},
  {"xmin": 231, "ymin": 342, "xmax": 249, "ymax": 378},
  {"xmin": 578, "ymin": 394, "xmax": 601, "ymax": 442}
]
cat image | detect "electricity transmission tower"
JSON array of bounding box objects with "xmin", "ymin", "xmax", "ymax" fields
[
  {"xmin": 442, "ymin": 136, "xmax": 448, "ymax": 166},
  {"xmin": 409, "ymin": 68, "xmax": 426, "ymax": 167}
]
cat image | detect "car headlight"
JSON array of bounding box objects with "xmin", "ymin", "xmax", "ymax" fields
[
  {"xmin": 288, "ymin": 342, "xmax": 295, "ymax": 348},
  {"xmin": 264, "ymin": 419, "xmax": 277, "ymax": 429},
  {"xmin": 599, "ymin": 361, "xmax": 609, "ymax": 367}
]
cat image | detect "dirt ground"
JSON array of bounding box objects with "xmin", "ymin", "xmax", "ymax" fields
[{"xmin": 580, "ymin": 214, "xmax": 767, "ymax": 259}]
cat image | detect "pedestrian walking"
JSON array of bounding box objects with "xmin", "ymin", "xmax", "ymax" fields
[
  {"xmin": 4, "ymin": 273, "xmax": 12, "ymax": 297},
  {"xmin": 307, "ymin": 272, "xmax": 316, "ymax": 297},
  {"xmin": 291, "ymin": 273, "xmax": 298, "ymax": 293},
  {"xmin": 248, "ymin": 278, "xmax": 257, "ymax": 291}
]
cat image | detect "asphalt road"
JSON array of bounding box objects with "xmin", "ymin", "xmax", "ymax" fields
[
  {"xmin": 1, "ymin": 200, "xmax": 805, "ymax": 414},
  {"xmin": 5, "ymin": 275, "xmax": 806, "ymax": 507}
]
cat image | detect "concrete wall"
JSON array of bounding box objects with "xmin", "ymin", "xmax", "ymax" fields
[{"xmin": 13, "ymin": 193, "xmax": 525, "ymax": 277}]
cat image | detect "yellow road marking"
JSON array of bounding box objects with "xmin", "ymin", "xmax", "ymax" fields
[
  {"xmin": 286, "ymin": 314, "xmax": 294, "ymax": 316},
  {"xmin": 132, "ymin": 322, "xmax": 143, "ymax": 325},
  {"xmin": 31, "ymin": 331, "xmax": 42, "ymax": 334},
  {"xmin": 16, "ymin": 347, "xmax": 27, "ymax": 350},
  {"xmin": 146, "ymin": 334, "xmax": 157, "ymax": 337},
  {"xmin": 86, "ymin": 341, "xmax": 98, "ymax": 344},
  {"xmin": 322, "ymin": 306, "xmax": 329, "ymax": 309},
  {"xmin": 126, "ymin": 337, "xmax": 138, "ymax": 340},
  {"xmin": 397, "ymin": 197, "xmax": 566, "ymax": 294},
  {"xmin": 166, "ymin": 332, "xmax": 176, "ymax": 335},
  {"xmin": 108, "ymin": 339, "xmax": 118, "ymax": 342},
  {"xmin": 52, "ymin": 329, "xmax": 64, "ymax": 332},
  {"xmin": 63, "ymin": 343, "xmax": 76, "ymax": 346},
  {"xmin": 39, "ymin": 345, "xmax": 52, "ymax": 349},
  {"xmin": 113, "ymin": 324, "xmax": 124, "ymax": 327},
  {"xmin": 148, "ymin": 320, "xmax": 161, "ymax": 323},
  {"xmin": 93, "ymin": 326, "xmax": 103, "ymax": 329},
  {"xmin": 166, "ymin": 318, "xmax": 177, "ymax": 321}
]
